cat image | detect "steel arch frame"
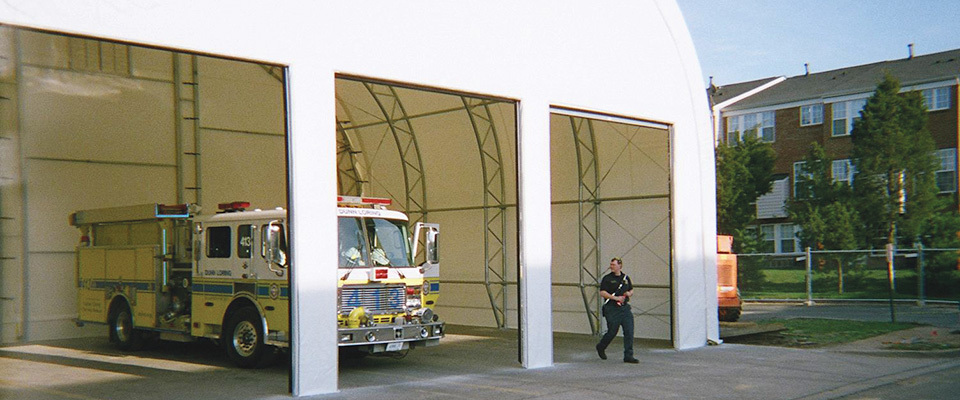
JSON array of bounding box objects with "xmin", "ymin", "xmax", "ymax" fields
[
  {"xmin": 336, "ymin": 78, "xmax": 513, "ymax": 328},
  {"xmin": 462, "ymin": 97, "xmax": 509, "ymax": 329},
  {"xmin": 570, "ymin": 117, "xmax": 604, "ymax": 335},
  {"xmin": 363, "ymin": 82, "xmax": 428, "ymax": 232}
]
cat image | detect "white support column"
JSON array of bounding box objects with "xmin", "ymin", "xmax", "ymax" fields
[
  {"xmin": 517, "ymin": 100, "xmax": 553, "ymax": 369},
  {"xmin": 288, "ymin": 64, "xmax": 339, "ymax": 396}
]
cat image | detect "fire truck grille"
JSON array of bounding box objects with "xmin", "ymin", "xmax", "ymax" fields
[{"xmin": 340, "ymin": 285, "xmax": 405, "ymax": 315}]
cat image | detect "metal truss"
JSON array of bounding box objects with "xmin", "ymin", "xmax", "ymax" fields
[
  {"xmin": 462, "ymin": 97, "xmax": 508, "ymax": 329},
  {"xmin": 345, "ymin": 78, "xmax": 514, "ymax": 328},
  {"xmin": 335, "ymin": 118, "xmax": 368, "ymax": 196},
  {"xmin": 570, "ymin": 116, "xmax": 603, "ymax": 335},
  {"xmin": 363, "ymin": 83, "xmax": 428, "ymax": 254}
]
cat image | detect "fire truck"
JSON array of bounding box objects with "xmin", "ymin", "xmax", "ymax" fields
[{"xmin": 70, "ymin": 196, "xmax": 443, "ymax": 367}]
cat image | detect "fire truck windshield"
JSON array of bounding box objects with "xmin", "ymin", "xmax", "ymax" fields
[
  {"xmin": 338, "ymin": 217, "xmax": 413, "ymax": 268},
  {"xmin": 365, "ymin": 218, "xmax": 412, "ymax": 267},
  {"xmin": 338, "ymin": 217, "xmax": 368, "ymax": 267}
]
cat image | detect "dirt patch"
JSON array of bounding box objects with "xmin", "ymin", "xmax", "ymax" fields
[
  {"xmin": 846, "ymin": 326, "xmax": 960, "ymax": 352},
  {"xmin": 723, "ymin": 323, "xmax": 960, "ymax": 351}
]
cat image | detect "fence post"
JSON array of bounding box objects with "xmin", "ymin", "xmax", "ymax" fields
[
  {"xmin": 916, "ymin": 243, "xmax": 925, "ymax": 306},
  {"xmin": 805, "ymin": 246, "xmax": 813, "ymax": 306}
]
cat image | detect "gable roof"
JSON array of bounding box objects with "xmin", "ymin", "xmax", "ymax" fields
[{"xmin": 719, "ymin": 48, "xmax": 960, "ymax": 112}]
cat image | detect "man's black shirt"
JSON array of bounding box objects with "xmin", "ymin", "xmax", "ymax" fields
[{"xmin": 600, "ymin": 272, "xmax": 632, "ymax": 304}]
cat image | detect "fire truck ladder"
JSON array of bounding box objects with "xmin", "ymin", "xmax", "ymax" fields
[
  {"xmin": 570, "ymin": 117, "xmax": 604, "ymax": 335},
  {"xmin": 462, "ymin": 97, "xmax": 509, "ymax": 329},
  {"xmin": 173, "ymin": 54, "xmax": 202, "ymax": 205}
]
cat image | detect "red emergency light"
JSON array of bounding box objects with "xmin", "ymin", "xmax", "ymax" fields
[
  {"xmin": 218, "ymin": 201, "xmax": 250, "ymax": 212},
  {"xmin": 337, "ymin": 196, "xmax": 392, "ymax": 206},
  {"xmin": 374, "ymin": 268, "xmax": 388, "ymax": 280}
]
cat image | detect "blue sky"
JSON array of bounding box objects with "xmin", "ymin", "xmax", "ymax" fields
[{"xmin": 676, "ymin": 0, "xmax": 960, "ymax": 87}]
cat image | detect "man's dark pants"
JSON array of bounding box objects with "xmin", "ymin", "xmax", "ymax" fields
[{"xmin": 597, "ymin": 303, "xmax": 634, "ymax": 359}]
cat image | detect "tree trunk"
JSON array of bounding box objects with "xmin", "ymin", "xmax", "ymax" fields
[{"xmin": 836, "ymin": 258, "xmax": 844, "ymax": 295}]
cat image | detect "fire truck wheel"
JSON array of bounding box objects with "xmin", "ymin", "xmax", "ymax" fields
[
  {"xmin": 224, "ymin": 307, "xmax": 267, "ymax": 368},
  {"xmin": 109, "ymin": 303, "xmax": 144, "ymax": 351},
  {"xmin": 718, "ymin": 307, "xmax": 742, "ymax": 322}
]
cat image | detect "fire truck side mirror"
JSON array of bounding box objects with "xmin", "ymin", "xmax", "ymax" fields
[
  {"xmin": 425, "ymin": 228, "xmax": 439, "ymax": 264},
  {"xmin": 194, "ymin": 223, "xmax": 203, "ymax": 262},
  {"xmin": 415, "ymin": 223, "xmax": 440, "ymax": 265},
  {"xmin": 263, "ymin": 220, "xmax": 288, "ymax": 267}
]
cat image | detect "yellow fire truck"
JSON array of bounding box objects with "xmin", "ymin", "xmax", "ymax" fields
[{"xmin": 70, "ymin": 196, "xmax": 443, "ymax": 367}]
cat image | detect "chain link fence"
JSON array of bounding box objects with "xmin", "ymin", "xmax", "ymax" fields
[{"xmin": 738, "ymin": 247, "xmax": 960, "ymax": 304}]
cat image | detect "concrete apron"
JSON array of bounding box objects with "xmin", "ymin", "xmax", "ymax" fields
[{"xmin": 1, "ymin": 325, "xmax": 957, "ymax": 399}]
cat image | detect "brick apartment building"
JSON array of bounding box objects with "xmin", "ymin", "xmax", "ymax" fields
[{"xmin": 709, "ymin": 48, "xmax": 960, "ymax": 254}]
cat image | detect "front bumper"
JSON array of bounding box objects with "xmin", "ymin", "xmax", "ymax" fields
[{"xmin": 338, "ymin": 320, "xmax": 444, "ymax": 352}]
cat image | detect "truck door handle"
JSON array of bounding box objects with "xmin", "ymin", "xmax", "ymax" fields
[{"xmin": 205, "ymin": 302, "xmax": 214, "ymax": 307}]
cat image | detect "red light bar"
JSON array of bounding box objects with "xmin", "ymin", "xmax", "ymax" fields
[
  {"xmin": 337, "ymin": 196, "xmax": 392, "ymax": 206},
  {"xmin": 218, "ymin": 201, "xmax": 250, "ymax": 211}
]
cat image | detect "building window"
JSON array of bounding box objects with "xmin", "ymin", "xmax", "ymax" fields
[
  {"xmin": 725, "ymin": 116, "xmax": 740, "ymax": 144},
  {"xmin": 832, "ymin": 159, "xmax": 855, "ymax": 185},
  {"xmin": 760, "ymin": 223, "xmax": 799, "ymax": 254},
  {"xmin": 800, "ymin": 104, "xmax": 823, "ymax": 126},
  {"xmin": 725, "ymin": 111, "xmax": 776, "ymax": 143},
  {"xmin": 759, "ymin": 111, "xmax": 775, "ymax": 142},
  {"xmin": 923, "ymin": 87, "xmax": 951, "ymax": 111},
  {"xmin": 831, "ymin": 99, "xmax": 867, "ymax": 137},
  {"xmin": 935, "ymin": 148, "xmax": 957, "ymax": 193},
  {"xmin": 793, "ymin": 161, "xmax": 812, "ymax": 198}
]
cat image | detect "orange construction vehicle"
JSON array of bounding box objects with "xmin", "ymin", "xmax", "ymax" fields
[{"xmin": 717, "ymin": 235, "xmax": 742, "ymax": 322}]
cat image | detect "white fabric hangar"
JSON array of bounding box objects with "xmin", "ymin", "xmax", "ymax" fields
[{"xmin": 0, "ymin": 0, "xmax": 719, "ymax": 396}]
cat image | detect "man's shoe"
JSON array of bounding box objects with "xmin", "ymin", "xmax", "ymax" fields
[
  {"xmin": 624, "ymin": 357, "xmax": 639, "ymax": 364},
  {"xmin": 595, "ymin": 344, "xmax": 607, "ymax": 360}
]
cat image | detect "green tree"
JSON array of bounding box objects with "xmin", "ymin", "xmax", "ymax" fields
[
  {"xmin": 788, "ymin": 143, "xmax": 860, "ymax": 251},
  {"xmin": 788, "ymin": 143, "xmax": 861, "ymax": 293},
  {"xmin": 918, "ymin": 207, "xmax": 960, "ymax": 298},
  {"xmin": 716, "ymin": 135, "xmax": 776, "ymax": 251},
  {"xmin": 851, "ymin": 73, "xmax": 938, "ymax": 250}
]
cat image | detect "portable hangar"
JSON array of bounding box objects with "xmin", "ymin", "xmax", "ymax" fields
[{"xmin": 0, "ymin": 1, "xmax": 718, "ymax": 395}]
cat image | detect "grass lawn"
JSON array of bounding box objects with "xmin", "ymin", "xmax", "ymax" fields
[{"xmin": 740, "ymin": 267, "xmax": 960, "ymax": 301}]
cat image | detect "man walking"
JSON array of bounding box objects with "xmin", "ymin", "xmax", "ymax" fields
[{"xmin": 596, "ymin": 257, "xmax": 639, "ymax": 363}]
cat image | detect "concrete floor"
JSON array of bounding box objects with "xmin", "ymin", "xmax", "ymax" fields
[{"xmin": 3, "ymin": 320, "xmax": 959, "ymax": 399}]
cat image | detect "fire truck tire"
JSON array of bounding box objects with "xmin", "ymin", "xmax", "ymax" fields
[
  {"xmin": 109, "ymin": 302, "xmax": 144, "ymax": 351},
  {"xmin": 718, "ymin": 307, "xmax": 742, "ymax": 322},
  {"xmin": 223, "ymin": 307, "xmax": 268, "ymax": 368}
]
